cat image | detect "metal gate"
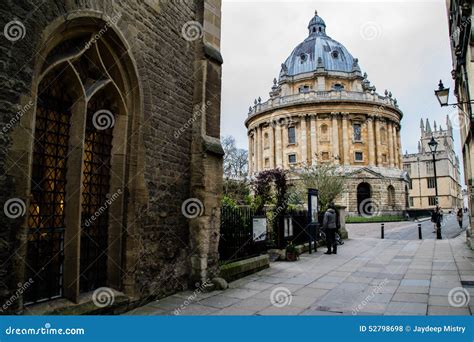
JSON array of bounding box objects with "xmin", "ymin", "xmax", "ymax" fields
[
  {"xmin": 79, "ymin": 103, "xmax": 113, "ymax": 293},
  {"xmin": 25, "ymin": 96, "xmax": 71, "ymax": 303}
]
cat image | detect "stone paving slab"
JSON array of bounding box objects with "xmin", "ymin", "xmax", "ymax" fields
[{"xmin": 126, "ymin": 232, "xmax": 474, "ymax": 316}]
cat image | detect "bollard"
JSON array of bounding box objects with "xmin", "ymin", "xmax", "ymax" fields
[
  {"xmin": 381, "ymin": 223, "xmax": 384, "ymax": 239},
  {"xmin": 418, "ymin": 223, "xmax": 422, "ymax": 240}
]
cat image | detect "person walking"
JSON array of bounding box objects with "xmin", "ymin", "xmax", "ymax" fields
[
  {"xmin": 457, "ymin": 208, "xmax": 464, "ymax": 229},
  {"xmin": 323, "ymin": 203, "xmax": 337, "ymax": 255}
]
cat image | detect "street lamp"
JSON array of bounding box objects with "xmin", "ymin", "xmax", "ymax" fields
[
  {"xmin": 434, "ymin": 79, "xmax": 474, "ymax": 108},
  {"xmin": 434, "ymin": 80, "xmax": 449, "ymax": 107},
  {"xmin": 428, "ymin": 136, "xmax": 442, "ymax": 240}
]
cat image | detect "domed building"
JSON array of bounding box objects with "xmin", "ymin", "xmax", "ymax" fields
[{"xmin": 245, "ymin": 11, "xmax": 408, "ymax": 215}]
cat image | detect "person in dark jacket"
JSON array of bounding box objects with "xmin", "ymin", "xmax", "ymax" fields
[
  {"xmin": 323, "ymin": 203, "xmax": 337, "ymax": 255},
  {"xmin": 457, "ymin": 208, "xmax": 464, "ymax": 229}
]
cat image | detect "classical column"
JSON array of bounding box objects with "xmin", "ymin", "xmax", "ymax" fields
[
  {"xmin": 397, "ymin": 126, "xmax": 402, "ymax": 168},
  {"xmin": 331, "ymin": 113, "xmax": 340, "ymax": 164},
  {"xmin": 300, "ymin": 115, "xmax": 308, "ymax": 165},
  {"xmin": 367, "ymin": 115, "xmax": 375, "ymax": 166},
  {"xmin": 374, "ymin": 117, "xmax": 382, "ymax": 166},
  {"xmin": 310, "ymin": 115, "xmax": 318, "ymax": 165},
  {"xmin": 258, "ymin": 125, "xmax": 264, "ymax": 171},
  {"xmin": 269, "ymin": 124, "xmax": 275, "ymax": 168},
  {"xmin": 248, "ymin": 133, "xmax": 253, "ymax": 174},
  {"xmin": 275, "ymin": 123, "xmax": 283, "ymax": 167},
  {"xmin": 388, "ymin": 122, "xmax": 395, "ymax": 167},
  {"xmin": 341, "ymin": 113, "xmax": 350, "ymax": 165},
  {"xmin": 253, "ymin": 127, "xmax": 258, "ymax": 173}
]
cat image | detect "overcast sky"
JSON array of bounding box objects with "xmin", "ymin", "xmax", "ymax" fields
[{"xmin": 220, "ymin": 0, "xmax": 464, "ymax": 185}]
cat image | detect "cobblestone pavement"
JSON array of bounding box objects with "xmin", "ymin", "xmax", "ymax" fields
[
  {"xmin": 347, "ymin": 215, "xmax": 469, "ymax": 240},
  {"xmin": 127, "ymin": 230, "xmax": 474, "ymax": 316}
]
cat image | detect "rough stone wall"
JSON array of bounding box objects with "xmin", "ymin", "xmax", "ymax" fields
[{"xmin": 0, "ymin": 0, "xmax": 220, "ymax": 310}]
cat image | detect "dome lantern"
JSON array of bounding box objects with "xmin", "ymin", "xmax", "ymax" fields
[{"xmin": 308, "ymin": 10, "xmax": 326, "ymax": 36}]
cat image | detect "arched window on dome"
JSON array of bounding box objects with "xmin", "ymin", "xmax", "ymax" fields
[
  {"xmin": 320, "ymin": 124, "xmax": 329, "ymax": 141},
  {"xmin": 332, "ymin": 83, "xmax": 344, "ymax": 91}
]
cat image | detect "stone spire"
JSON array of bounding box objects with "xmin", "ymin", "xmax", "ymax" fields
[
  {"xmin": 418, "ymin": 141, "xmax": 421, "ymax": 153},
  {"xmin": 434, "ymin": 120, "xmax": 437, "ymax": 132},
  {"xmin": 420, "ymin": 118, "xmax": 424, "ymax": 134},
  {"xmin": 425, "ymin": 118, "xmax": 431, "ymax": 133}
]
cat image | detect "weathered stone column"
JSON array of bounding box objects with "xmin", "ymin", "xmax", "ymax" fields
[
  {"xmin": 253, "ymin": 127, "xmax": 258, "ymax": 173},
  {"xmin": 275, "ymin": 123, "xmax": 283, "ymax": 167},
  {"xmin": 374, "ymin": 118, "xmax": 382, "ymax": 166},
  {"xmin": 269, "ymin": 123, "xmax": 275, "ymax": 168},
  {"xmin": 388, "ymin": 122, "xmax": 395, "ymax": 167},
  {"xmin": 310, "ymin": 115, "xmax": 318, "ymax": 165},
  {"xmin": 300, "ymin": 115, "xmax": 308, "ymax": 165},
  {"xmin": 189, "ymin": 0, "xmax": 224, "ymax": 285},
  {"xmin": 331, "ymin": 112, "xmax": 340, "ymax": 164},
  {"xmin": 367, "ymin": 115, "xmax": 375, "ymax": 166},
  {"xmin": 342, "ymin": 113, "xmax": 350, "ymax": 165}
]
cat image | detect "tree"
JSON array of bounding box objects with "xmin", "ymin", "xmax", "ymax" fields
[
  {"xmin": 292, "ymin": 164, "xmax": 347, "ymax": 212},
  {"xmin": 221, "ymin": 135, "xmax": 248, "ymax": 179}
]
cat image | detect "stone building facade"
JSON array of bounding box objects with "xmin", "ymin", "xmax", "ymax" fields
[
  {"xmin": 445, "ymin": 0, "xmax": 474, "ymax": 247},
  {"xmin": 245, "ymin": 11, "xmax": 408, "ymax": 215},
  {"xmin": 0, "ymin": 0, "xmax": 223, "ymax": 313},
  {"xmin": 403, "ymin": 118, "xmax": 462, "ymax": 210}
]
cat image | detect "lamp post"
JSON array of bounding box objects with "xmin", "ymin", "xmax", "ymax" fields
[{"xmin": 428, "ymin": 136, "xmax": 442, "ymax": 240}]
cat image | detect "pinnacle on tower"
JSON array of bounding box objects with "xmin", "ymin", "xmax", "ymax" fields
[
  {"xmin": 420, "ymin": 118, "xmax": 424, "ymax": 134},
  {"xmin": 425, "ymin": 118, "xmax": 431, "ymax": 133}
]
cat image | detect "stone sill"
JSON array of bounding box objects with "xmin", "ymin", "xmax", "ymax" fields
[{"xmin": 24, "ymin": 289, "xmax": 129, "ymax": 315}]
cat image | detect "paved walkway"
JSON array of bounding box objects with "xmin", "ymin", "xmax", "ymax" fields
[{"xmin": 127, "ymin": 233, "xmax": 474, "ymax": 316}]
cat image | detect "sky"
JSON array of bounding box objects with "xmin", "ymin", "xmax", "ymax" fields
[{"xmin": 220, "ymin": 0, "xmax": 465, "ymax": 185}]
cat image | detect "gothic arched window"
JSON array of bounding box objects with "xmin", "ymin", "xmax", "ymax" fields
[{"xmin": 24, "ymin": 22, "xmax": 138, "ymax": 304}]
